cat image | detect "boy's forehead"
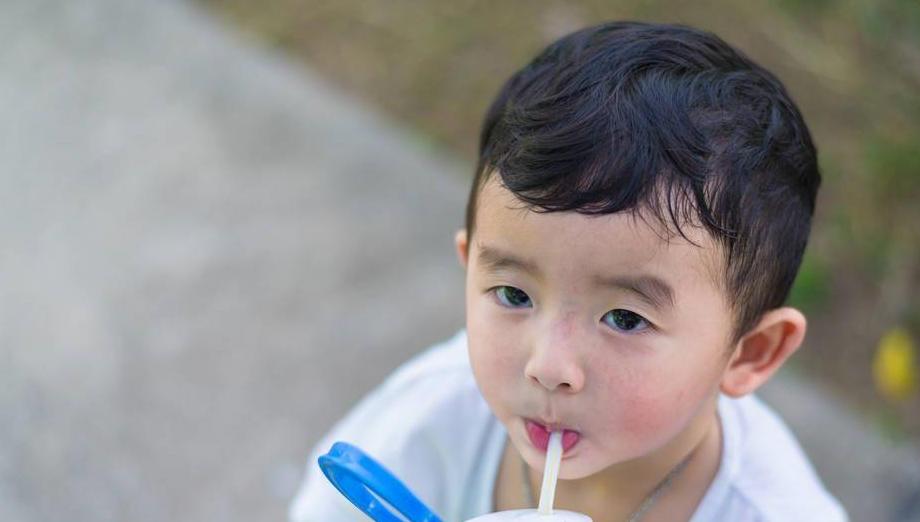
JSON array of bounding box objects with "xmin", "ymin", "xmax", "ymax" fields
[{"xmin": 473, "ymin": 176, "xmax": 725, "ymax": 288}]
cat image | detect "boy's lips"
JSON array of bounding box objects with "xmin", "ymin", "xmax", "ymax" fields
[{"xmin": 525, "ymin": 419, "xmax": 580, "ymax": 453}]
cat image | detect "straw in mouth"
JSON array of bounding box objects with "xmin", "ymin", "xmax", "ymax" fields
[{"xmin": 537, "ymin": 430, "xmax": 563, "ymax": 514}]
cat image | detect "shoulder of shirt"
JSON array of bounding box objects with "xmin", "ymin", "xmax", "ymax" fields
[
  {"xmin": 323, "ymin": 329, "xmax": 485, "ymax": 453},
  {"xmin": 289, "ymin": 329, "xmax": 497, "ymax": 521},
  {"xmin": 715, "ymin": 394, "xmax": 848, "ymax": 521},
  {"xmin": 377, "ymin": 328, "xmax": 477, "ymax": 393}
]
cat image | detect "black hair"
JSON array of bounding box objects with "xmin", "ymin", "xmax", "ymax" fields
[{"xmin": 465, "ymin": 21, "xmax": 821, "ymax": 342}]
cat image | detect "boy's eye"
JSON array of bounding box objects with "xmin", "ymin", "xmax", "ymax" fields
[
  {"xmin": 494, "ymin": 286, "xmax": 532, "ymax": 308},
  {"xmin": 602, "ymin": 309, "xmax": 650, "ymax": 333}
]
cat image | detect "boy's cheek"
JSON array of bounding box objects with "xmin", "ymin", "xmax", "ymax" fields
[
  {"xmin": 611, "ymin": 396, "xmax": 680, "ymax": 442},
  {"xmin": 594, "ymin": 374, "xmax": 698, "ymax": 444},
  {"xmin": 468, "ymin": 336, "xmax": 518, "ymax": 397},
  {"xmin": 471, "ymin": 349, "xmax": 519, "ymax": 399},
  {"xmin": 467, "ymin": 311, "xmax": 524, "ymax": 377}
]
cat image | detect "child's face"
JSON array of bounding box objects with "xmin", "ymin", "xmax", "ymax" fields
[{"xmin": 460, "ymin": 177, "xmax": 735, "ymax": 480}]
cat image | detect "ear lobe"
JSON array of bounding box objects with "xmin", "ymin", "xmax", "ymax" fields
[
  {"xmin": 720, "ymin": 307, "xmax": 807, "ymax": 397},
  {"xmin": 454, "ymin": 229, "xmax": 469, "ymax": 269}
]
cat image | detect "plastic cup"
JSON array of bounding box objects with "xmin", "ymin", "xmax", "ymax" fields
[
  {"xmin": 465, "ymin": 508, "xmax": 592, "ymax": 521},
  {"xmin": 319, "ymin": 441, "xmax": 592, "ymax": 522}
]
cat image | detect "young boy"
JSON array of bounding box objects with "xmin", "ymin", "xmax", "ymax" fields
[{"xmin": 289, "ymin": 21, "xmax": 847, "ymax": 521}]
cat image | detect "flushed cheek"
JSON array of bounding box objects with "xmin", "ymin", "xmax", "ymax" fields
[
  {"xmin": 595, "ymin": 379, "xmax": 699, "ymax": 454},
  {"xmin": 619, "ymin": 395, "xmax": 683, "ymax": 442}
]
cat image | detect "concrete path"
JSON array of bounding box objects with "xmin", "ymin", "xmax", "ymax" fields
[{"xmin": 0, "ymin": 0, "xmax": 917, "ymax": 520}]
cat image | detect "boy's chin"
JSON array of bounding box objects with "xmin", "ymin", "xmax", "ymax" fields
[
  {"xmin": 517, "ymin": 443, "xmax": 598, "ymax": 481},
  {"xmin": 558, "ymin": 459, "xmax": 603, "ymax": 480}
]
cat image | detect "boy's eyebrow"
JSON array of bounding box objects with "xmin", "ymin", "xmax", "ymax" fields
[
  {"xmin": 592, "ymin": 274, "xmax": 676, "ymax": 310},
  {"xmin": 477, "ymin": 243, "xmax": 674, "ymax": 310},
  {"xmin": 477, "ymin": 244, "xmax": 542, "ymax": 277}
]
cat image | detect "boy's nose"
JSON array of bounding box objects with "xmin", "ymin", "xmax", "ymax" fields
[{"xmin": 524, "ymin": 326, "xmax": 586, "ymax": 393}]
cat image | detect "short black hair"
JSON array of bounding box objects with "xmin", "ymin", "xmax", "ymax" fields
[{"xmin": 465, "ymin": 21, "xmax": 821, "ymax": 343}]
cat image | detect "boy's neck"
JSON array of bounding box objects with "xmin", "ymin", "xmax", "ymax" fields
[{"xmin": 495, "ymin": 400, "xmax": 723, "ymax": 521}]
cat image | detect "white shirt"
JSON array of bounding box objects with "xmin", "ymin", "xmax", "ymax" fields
[{"xmin": 289, "ymin": 330, "xmax": 847, "ymax": 522}]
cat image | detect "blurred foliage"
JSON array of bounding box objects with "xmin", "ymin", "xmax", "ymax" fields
[
  {"xmin": 875, "ymin": 406, "xmax": 909, "ymax": 444},
  {"xmin": 866, "ymin": 129, "xmax": 920, "ymax": 203},
  {"xmin": 788, "ymin": 252, "xmax": 831, "ymax": 314},
  {"xmin": 197, "ymin": 0, "xmax": 920, "ymax": 441}
]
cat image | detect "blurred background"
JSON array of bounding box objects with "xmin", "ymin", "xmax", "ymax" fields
[{"xmin": 1, "ymin": 0, "xmax": 918, "ymax": 520}]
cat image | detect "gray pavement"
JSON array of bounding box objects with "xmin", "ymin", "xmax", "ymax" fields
[{"xmin": 0, "ymin": 0, "xmax": 917, "ymax": 521}]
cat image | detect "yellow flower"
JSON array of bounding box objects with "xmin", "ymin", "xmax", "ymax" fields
[{"xmin": 873, "ymin": 328, "xmax": 917, "ymax": 401}]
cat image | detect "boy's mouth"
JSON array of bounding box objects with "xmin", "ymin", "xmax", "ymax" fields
[{"xmin": 525, "ymin": 419, "xmax": 580, "ymax": 453}]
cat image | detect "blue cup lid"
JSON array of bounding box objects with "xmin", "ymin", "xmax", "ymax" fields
[{"xmin": 318, "ymin": 441, "xmax": 443, "ymax": 522}]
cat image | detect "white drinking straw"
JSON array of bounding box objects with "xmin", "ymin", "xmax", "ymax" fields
[{"xmin": 537, "ymin": 431, "xmax": 563, "ymax": 514}]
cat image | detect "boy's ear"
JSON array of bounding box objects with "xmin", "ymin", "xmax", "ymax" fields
[
  {"xmin": 720, "ymin": 307, "xmax": 807, "ymax": 397},
  {"xmin": 454, "ymin": 229, "xmax": 469, "ymax": 269}
]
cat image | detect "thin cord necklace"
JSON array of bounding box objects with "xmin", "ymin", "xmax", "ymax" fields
[{"xmin": 521, "ymin": 450, "xmax": 694, "ymax": 522}]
